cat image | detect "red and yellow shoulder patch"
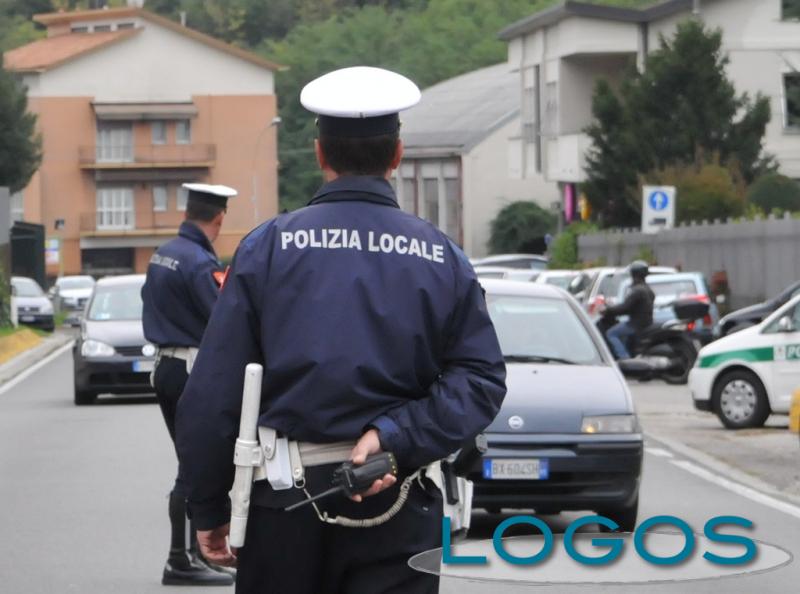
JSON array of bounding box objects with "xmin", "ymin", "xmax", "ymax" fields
[{"xmin": 212, "ymin": 267, "xmax": 229, "ymax": 289}]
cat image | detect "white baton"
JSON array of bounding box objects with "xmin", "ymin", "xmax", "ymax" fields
[{"xmin": 229, "ymin": 363, "xmax": 263, "ymax": 548}]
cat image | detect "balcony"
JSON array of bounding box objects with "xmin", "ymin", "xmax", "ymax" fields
[
  {"xmin": 546, "ymin": 133, "xmax": 593, "ymax": 183},
  {"xmin": 79, "ymin": 144, "xmax": 216, "ymax": 170}
]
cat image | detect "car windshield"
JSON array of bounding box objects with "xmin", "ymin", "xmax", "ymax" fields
[
  {"xmin": 13, "ymin": 278, "xmax": 44, "ymax": 297},
  {"xmin": 58, "ymin": 277, "xmax": 94, "ymax": 290},
  {"xmin": 544, "ymin": 274, "xmax": 578, "ymax": 289},
  {"xmin": 647, "ymin": 280, "xmax": 699, "ymax": 307},
  {"xmin": 486, "ymin": 294, "xmax": 602, "ymax": 365},
  {"xmin": 87, "ymin": 284, "xmax": 143, "ymax": 321},
  {"xmin": 597, "ymin": 272, "xmax": 627, "ymax": 303}
]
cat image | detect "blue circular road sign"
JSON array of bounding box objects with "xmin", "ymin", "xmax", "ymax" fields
[{"xmin": 648, "ymin": 190, "xmax": 669, "ymax": 211}]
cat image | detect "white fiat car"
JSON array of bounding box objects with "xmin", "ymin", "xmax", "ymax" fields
[{"xmin": 689, "ymin": 295, "xmax": 800, "ymax": 428}]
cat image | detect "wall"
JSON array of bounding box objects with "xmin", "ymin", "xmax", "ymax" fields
[
  {"xmin": 28, "ymin": 21, "xmax": 275, "ymax": 100},
  {"xmin": 463, "ymin": 117, "xmax": 559, "ymax": 257},
  {"xmin": 578, "ymin": 215, "xmax": 800, "ymax": 308}
]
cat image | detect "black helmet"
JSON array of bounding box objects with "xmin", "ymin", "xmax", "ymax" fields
[{"xmin": 628, "ymin": 260, "xmax": 649, "ymax": 279}]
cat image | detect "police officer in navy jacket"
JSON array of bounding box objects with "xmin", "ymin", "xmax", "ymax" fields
[
  {"xmin": 142, "ymin": 183, "xmax": 237, "ymax": 587},
  {"xmin": 176, "ymin": 67, "xmax": 506, "ymax": 594}
]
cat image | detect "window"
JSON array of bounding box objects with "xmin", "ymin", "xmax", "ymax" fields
[
  {"xmin": 151, "ymin": 121, "xmax": 166, "ymax": 145},
  {"xmin": 422, "ymin": 178, "xmax": 439, "ymax": 225},
  {"xmin": 96, "ymin": 121, "xmax": 132, "ymax": 162},
  {"xmin": 152, "ymin": 185, "xmax": 168, "ymax": 212},
  {"xmin": 96, "ymin": 187, "xmax": 134, "ymax": 230},
  {"xmin": 177, "ymin": 185, "xmax": 188, "ymax": 211},
  {"xmin": 10, "ymin": 191, "xmax": 24, "ymax": 222},
  {"xmin": 116, "ymin": 22, "xmax": 135, "ymax": 30},
  {"xmin": 543, "ymin": 81, "xmax": 559, "ymax": 137},
  {"xmin": 785, "ymin": 74, "xmax": 800, "ymax": 129},
  {"xmin": 444, "ymin": 178, "xmax": 460, "ymax": 241},
  {"xmin": 176, "ymin": 120, "xmax": 191, "ymax": 144},
  {"xmin": 783, "ymin": 0, "xmax": 800, "ymax": 20},
  {"xmin": 71, "ymin": 26, "xmax": 89, "ymax": 33},
  {"xmin": 93, "ymin": 25, "xmax": 112, "ymax": 32}
]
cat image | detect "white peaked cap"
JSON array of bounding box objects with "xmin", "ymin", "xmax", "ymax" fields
[
  {"xmin": 300, "ymin": 66, "xmax": 421, "ymax": 118},
  {"xmin": 182, "ymin": 183, "xmax": 238, "ymax": 198}
]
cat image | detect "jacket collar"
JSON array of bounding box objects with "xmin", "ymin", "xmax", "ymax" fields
[
  {"xmin": 308, "ymin": 176, "xmax": 400, "ymax": 208},
  {"xmin": 178, "ymin": 221, "xmax": 216, "ymax": 255}
]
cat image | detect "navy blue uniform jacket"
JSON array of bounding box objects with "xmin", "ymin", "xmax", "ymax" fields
[
  {"xmin": 176, "ymin": 177, "xmax": 507, "ymax": 529},
  {"xmin": 142, "ymin": 221, "xmax": 222, "ymax": 347}
]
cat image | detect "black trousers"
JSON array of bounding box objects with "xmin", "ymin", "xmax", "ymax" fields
[
  {"xmin": 237, "ymin": 472, "xmax": 442, "ymax": 594},
  {"xmin": 153, "ymin": 356, "xmax": 188, "ymax": 494}
]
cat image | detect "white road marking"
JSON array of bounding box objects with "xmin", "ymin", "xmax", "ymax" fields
[
  {"xmin": 670, "ymin": 458, "xmax": 800, "ymax": 521},
  {"xmin": 644, "ymin": 447, "xmax": 674, "ymax": 458},
  {"xmin": 0, "ymin": 341, "xmax": 74, "ymax": 396}
]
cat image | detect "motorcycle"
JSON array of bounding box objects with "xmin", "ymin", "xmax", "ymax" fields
[{"xmin": 597, "ymin": 298, "xmax": 710, "ymax": 385}]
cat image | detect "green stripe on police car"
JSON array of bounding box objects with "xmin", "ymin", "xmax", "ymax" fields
[{"xmin": 699, "ymin": 344, "xmax": 800, "ymax": 368}]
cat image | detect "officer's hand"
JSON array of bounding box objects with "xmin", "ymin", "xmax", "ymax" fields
[
  {"xmin": 349, "ymin": 429, "xmax": 397, "ymax": 502},
  {"xmin": 197, "ymin": 524, "xmax": 237, "ymax": 567}
]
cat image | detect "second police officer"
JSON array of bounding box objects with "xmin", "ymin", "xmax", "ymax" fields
[
  {"xmin": 141, "ymin": 183, "xmax": 237, "ymax": 587},
  {"xmin": 175, "ymin": 67, "xmax": 507, "ymax": 593}
]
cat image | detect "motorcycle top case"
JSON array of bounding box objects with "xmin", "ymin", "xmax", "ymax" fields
[{"xmin": 672, "ymin": 299, "xmax": 710, "ymax": 321}]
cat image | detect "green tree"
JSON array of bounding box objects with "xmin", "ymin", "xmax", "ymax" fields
[
  {"xmin": 584, "ymin": 20, "xmax": 772, "ymax": 227},
  {"xmin": 747, "ymin": 173, "xmax": 800, "ymax": 213},
  {"xmin": 488, "ymin": 201, "xmax": 555, "ymax": 254},
  {"xmin": 547, "ymin": 221, "xmax": 598, "ymax": 269},
  {"xmin": 0, "ymin": 63, "xmax": 41, "ymax": 192}
]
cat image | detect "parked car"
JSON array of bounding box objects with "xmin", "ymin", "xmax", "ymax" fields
[
  {"xmin": 73, "ymin": 275, "xmax": 156, "ymax": 405},
  {"xmin": 689, "ymin": 294, "xmax": 800, "ymax": 428},
  {"xmin": 474, "ymin": 266, "xmax": 540, "ymax": 282},
  {"xmin": 470, "ymin": 253, "xmax": 548, "ymax": 271},
  {"xmin": 11, "ymin": 276, "xmax": 54, "ymax": 331},
  {"xmin": 50, "ymin": 275, "xmax": 96, "ymax": 312},
  {"xmin": 581, "ymin": 266, "xmax": 678, "ymax": 318},
  {"xmin": 534, "ymin": 270, "xmax": 581, "ymax": 291},
  {"xmin": 714, "ymin": 280, "xmax": 800, "ymax": 339},
  {"xmin": 467, "ymin": 280, "xmax": 643, "ymax": 531},
  {"xmin": 616, "ymin": 272, "xmax": 720, "ymax": 345}
]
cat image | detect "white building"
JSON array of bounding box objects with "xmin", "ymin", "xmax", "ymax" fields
[
  {"xmin": 399, "ymin": 63, "xmax": 559, "ymax": 258},
  {"xmin": 499, "ymin": 0, "xmax": 800, "ymax": 216}
]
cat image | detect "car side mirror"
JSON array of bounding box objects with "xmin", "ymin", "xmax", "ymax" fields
[
  {"xmin": 617, "ymin": 358, "xmax": 652, "ymax": 378},
  {"xmin": 778, "ymin": 316, "xmax": 795, "ymax": 333}
]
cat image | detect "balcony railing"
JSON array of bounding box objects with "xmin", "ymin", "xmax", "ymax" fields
[
  {"xmin": 80, "ymin": 212, "xmax": 180, "ymax": 233},
  {"xmin": 78, "ymin": 144, "xmax": 216, "ymax": 168}
]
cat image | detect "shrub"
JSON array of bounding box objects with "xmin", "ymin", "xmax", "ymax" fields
[
  {"xmin": 548, "ymin": 222, "xmax": 599, "ymax": 270},
  {"xmin": 488, "ymin": 201, "xmax": 556, "ymax": 254},
  {"xmin": 644, "ymin": 162, "xmax": 746, "ymax": 224},
  {"xmin": 746, "ymin": 173, "xmax": 800, "ymax": 213}
]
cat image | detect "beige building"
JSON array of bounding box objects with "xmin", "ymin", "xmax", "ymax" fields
[
  {"xmin": 4, "ymin": 6, "xmax": 281, "ymax": 277},
  {"xmin": 399, "ymin": 63, "xmax": 559, "ymax": 258},
  {"xmin": 499, "ymin": 0, "xmax": 800, "ymax": 217}
]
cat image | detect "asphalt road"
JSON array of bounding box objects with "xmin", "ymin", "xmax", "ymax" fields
[{"xmin": 1, "ymin": 347, "xmax": 798, "ymax": 593}]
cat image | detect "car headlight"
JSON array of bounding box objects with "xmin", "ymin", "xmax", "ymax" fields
[
  {"xmin": 81, "ymin": 339, "xmax": 116, "ymax": 357},
  {"xmin": 581, "ymin": 414, "xmax": 639, "ymax": 434}
]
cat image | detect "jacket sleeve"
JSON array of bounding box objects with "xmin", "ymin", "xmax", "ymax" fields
[
  {"xmin": 187, "ymin": 255, "xmax": 221, "ymax": 321},
  {"xmin": 604, "ymin": 287, "xmax": 642, "ymax": 317},
  {"xmin": 369, "ymin": 251, "xmax": 507, "ymax": 469},
  {"xmin": 175, "ymin": 241, "xmax": 262, "ymax": 530}
]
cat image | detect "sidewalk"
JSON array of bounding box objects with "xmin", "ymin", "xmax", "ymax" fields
[{"xmin": 0, "ymin": 330, "xmax": 74, "ymax": 390}]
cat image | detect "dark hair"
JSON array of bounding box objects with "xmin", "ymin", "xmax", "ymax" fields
[
  {"xmin": 318, "ymin": 132, "xmax": 399, "ymax": 176},
  {"xmin": 186, "ymin": 199, "xmax": 225, "ymax": 223}
]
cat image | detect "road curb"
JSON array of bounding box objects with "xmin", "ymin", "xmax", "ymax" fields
[
  {"xmin": 0, "ymin": 333, "xmax": 74, "ymax": 392},
  {"xmin": 646, "ymin": 430, "xmax": 800, "ymax": 508}
]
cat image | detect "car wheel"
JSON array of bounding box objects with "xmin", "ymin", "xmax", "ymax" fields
[
  {"xmin": 598, "ymin": 497, "xmax": 638, "ymax": 533},
  {"xmin": 74, "ymin": 390, "xmax": 97, "ymax": 406},
  {"xmin": 712, "ymin": 371, "xmax": 770, "ymax": 429}
]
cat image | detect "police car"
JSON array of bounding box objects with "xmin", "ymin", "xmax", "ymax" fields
[{"xmin": 689, "ymin": 294, "xmax": 800, "ymax": 428}]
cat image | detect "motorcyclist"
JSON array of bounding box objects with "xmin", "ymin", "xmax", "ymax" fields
[{"xmin": 600, "ymin": 261, "xmax": 655, "ymax": 359}]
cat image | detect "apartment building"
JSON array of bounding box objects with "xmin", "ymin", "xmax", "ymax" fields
[
  {"xmin": 4, "ymin": 6, "xmax": 280, "ymax": 277},
  {"xmin": 500, "ymin": 0, "xmax": 800, "ymax": 219}
]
